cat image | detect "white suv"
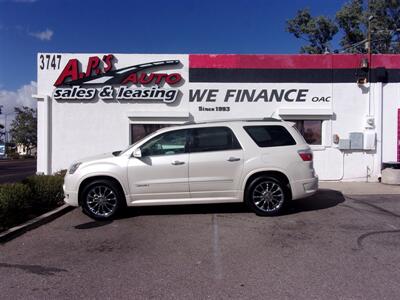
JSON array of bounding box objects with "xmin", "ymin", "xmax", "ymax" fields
[{"xmin": 63, "ymin": 119, "xmax": 318, "ymax": 220}]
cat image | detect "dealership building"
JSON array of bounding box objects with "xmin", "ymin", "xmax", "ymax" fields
[{"xmin": 35, "ymin": 53, "xmax": 400, "ymax": 181}]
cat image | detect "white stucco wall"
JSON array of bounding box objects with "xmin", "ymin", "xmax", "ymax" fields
[{"xmin": 36, "ymin": 53, "xmax": 400, "ymax": 181}]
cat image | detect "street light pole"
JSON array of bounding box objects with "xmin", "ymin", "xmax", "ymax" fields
[
  {"xmin": 0, "ymin": 106, "xmax": 12, "ymax": 146},
  {"xmin": 0, "ymin": 105, "xmax": 4, "ymax": 144},
  {"xmin": 4, "ymin": 113, "xmax": 8, "ymax": 144}
]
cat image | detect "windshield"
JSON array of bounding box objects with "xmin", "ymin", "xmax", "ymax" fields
[{"xmin": 118, "ymin": 128, "xmax": 164, "ymax": 156}]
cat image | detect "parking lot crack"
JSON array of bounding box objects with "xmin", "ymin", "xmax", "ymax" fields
[
  {"xmin": 357, "ymin": 229, "xmax": 400, "ymax": 249},
  {"xmin": 340, "ymin": 198, "xmax": 400, "ymax": 251},
  {"xmin": 342, "ymin": 197, "xmax": 400, "ymax": 220}
]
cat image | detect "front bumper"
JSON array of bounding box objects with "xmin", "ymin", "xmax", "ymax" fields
[
  {"xmin": 291, "ymin": 176, "xmax": 318, "ymax": 200},
  {"xmin": 63, "ymin": 171, "xmax": 81, "ymax": 207},
  {"xmin": 63, "ymin": 183, "xmax": 79, "ymax": 206}
]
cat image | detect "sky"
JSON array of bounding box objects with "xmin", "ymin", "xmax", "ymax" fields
[{"xmin": 0, "ymin": 0, "xmax": 345, "ymax": 122}]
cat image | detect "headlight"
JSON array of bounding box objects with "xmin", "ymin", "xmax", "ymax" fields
[{"xmin": 68, "ymin": 162, "xmax": 82, "ymax": 174}]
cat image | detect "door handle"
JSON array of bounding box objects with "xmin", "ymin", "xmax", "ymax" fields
[
  {"xmin": 171, "ymin": 161, "xmax": 185, "ymax": 165},
  {"xmin": 227, "ymin": 157, "xmax": 240, "ymax": 162}
]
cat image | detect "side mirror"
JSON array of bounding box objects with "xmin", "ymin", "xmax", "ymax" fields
[{"xmin": 132, "ymin": 148, "xmax": 142, "ymax": 158}]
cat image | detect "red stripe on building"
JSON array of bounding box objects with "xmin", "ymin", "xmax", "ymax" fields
[
  {"xmin": 371, "ymin": 55, "xmax": 400, "ymax": 69},
  {"xmin": 189, "ymin": 54, "xmax": 400, "ymax": 69}
]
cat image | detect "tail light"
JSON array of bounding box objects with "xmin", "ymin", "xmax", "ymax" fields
[{"xmin": 298, "ymin": 149, "xmax": 313, "ymax": 161}]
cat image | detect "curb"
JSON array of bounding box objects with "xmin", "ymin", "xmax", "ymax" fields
[{"xmin": 0, "ymin": 204, "xmax": 75, "ymax": 244}]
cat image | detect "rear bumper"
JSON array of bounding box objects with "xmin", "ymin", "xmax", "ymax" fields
[{"xmin": 291, "ymin": 176, "xmax": 318, "ymax": 200}]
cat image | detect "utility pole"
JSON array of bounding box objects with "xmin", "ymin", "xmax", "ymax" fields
[
  {"xmin": 364, "ymin": 15, "xmax": 375, "ymax": 120},
  {"xmin": 367, "ymin": 15, "xmax": 374, "ymax": 89},
  {"xmin": 368, "ymin": 15, "xmax": 374, "ymax": 56}
]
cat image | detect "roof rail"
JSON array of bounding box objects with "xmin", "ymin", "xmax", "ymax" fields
[{"xmin": 183, "ymin": 118, "xmax": 281, "ymax": 125}]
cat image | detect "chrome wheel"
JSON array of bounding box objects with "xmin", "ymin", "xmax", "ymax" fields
[
  {"xmin": 252, "ymin": 180, "xmax": 284, "ymax": 213},
  {"xmin": 86, "ymin": 185, "xmax": 118, "ymax": 218}
]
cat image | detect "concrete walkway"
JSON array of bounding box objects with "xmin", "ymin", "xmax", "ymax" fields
[{"xmin": 319, "ymin": 181, "xmax": 400, "ymax": 195}]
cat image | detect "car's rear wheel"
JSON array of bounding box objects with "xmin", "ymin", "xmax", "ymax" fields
[
  {"xmin": 81, "ymin": 180, "xmax": 124, "ymax": 220},
  {"xmin": 245, "ymin": 176, "xmax": 288, "ymax": 216}
]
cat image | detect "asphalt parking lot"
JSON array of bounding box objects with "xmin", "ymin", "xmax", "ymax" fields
[
  {"xmin": 0, "ymin": 159, "xmax": 37, "ymax": 184},
  {"xmin": 1, "ymin": 189, "xmax": 400, "ymax": 299}
]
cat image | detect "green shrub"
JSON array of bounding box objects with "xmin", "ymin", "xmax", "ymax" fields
[
  {"xmin": 0, "ymin": 174, "xmax": 65, "ymax": 231},
  {"xmin": 23, "ymin": 175, "xmax": 64, "ymax": 211},
  {"xmin": 0, "ymin": 183, "xmax": 32, "ymax": 229},
  {"xmin": 8, "ymin": 152, "xmax": 20, "ymax": 160},
  {"xmin": 20, "ymin": 154, "xmax": 36, "ymax": 159}
]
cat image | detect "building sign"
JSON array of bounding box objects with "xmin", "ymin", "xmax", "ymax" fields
[
  {"xmin": 40, "ymin": 53, "xmax": 333, "ymax": 119},
  {"xmin": 188, "ymin": 88, "xmax": 331, "ymax": 103},
  {"xmin": 53, "ymin": 55, "xmax": 183, "ymax": 103},
  {"xmin": 185, "ymin": 55, "xmax": 334, "ymax": 119}
]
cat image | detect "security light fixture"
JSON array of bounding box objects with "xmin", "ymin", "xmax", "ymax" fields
[{"xmin": 360, "ymin": 58, "xmax": 369, "ymax": 70}]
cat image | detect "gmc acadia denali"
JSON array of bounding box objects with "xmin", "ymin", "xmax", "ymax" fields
[{"xmin": 63, "ymin": 119, "xmax": 318, "ymax": 219}]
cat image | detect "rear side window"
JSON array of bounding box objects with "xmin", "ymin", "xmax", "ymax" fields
[
  {"xmin": 244, "ymin": 125, "xmax": 296, "ymax": 147},
  {"xmin": 190, "ymin": 127, "xmax": 242, "ymax": 153}
]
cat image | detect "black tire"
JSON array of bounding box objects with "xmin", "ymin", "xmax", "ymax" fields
[
  {"xmin": 81, "ymin": 179, "xmax": 125, "ymax": 220},
  {"xmin": 245, "ymin": 176, "xmax": 289, "ymax": 216}
]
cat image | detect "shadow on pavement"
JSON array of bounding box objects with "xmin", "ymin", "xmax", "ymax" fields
[
  {"xmin": 74, "ymin": 220, "xmax": 113, "ymax": 229},
  {"xmin": 121, "ymin": 202, "xmax": 249, "ymax": 219},
  {"xmin": 73, "ymin": 189, "xmax": 345, "ymax": 228},
  {"xmin": 284, "ymin": 188, "xmax": 345, "ymax": 215},
  {"xmin": 117, "ymin": 188, "xmax": 345, "ymax": 219}
]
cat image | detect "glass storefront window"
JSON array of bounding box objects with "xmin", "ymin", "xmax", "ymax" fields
[
  {"xmin": 293, "ymin": 120, "xmax": 322, "ymax": 145},
  {"xmin": 130, "ymin": 124, "xmax": 172, "ymax": 144}
]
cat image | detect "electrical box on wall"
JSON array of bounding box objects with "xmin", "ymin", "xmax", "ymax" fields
[
  {"xmin": 338, "ymin": 139, "xmax": 351, "ymax": 150},
  {"xmin": 337, "ymin": 131, "xmax": 376, "ymax": 151},
  {"xmin": 363, "ymin": 131, "xmax": 376, "ymax": 150},
  {"xmin": 349, "ymin": 132, "xmax": 363, "ymax": 149}
]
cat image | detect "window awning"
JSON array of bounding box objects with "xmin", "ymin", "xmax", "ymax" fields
[
  {"xmin": 126, "ymin": 110, "xmax": 190, "ymax": 124},
  {"xmin": 277, "ymin": 107, "xmax": 333, "ymax": 119}
]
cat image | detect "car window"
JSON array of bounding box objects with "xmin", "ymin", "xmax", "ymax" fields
[
  {"xmin": 141, "ymin": 129, "xmax": 188, "ymax": 156},
  {"xmin": 244, "ymin": 125, "xmax": 296, "ymax": 147},
  {"xmin": 190, "ymin": 127, "xmax": 242, "ymax": 153}
]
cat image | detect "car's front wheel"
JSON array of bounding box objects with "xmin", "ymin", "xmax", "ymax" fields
[
  {"xmin": 245, "ymin": 176, "xmax": 288, "ymax": 216},
  {"xmin": 81, "ymin": 180, "xmax": 124, "ymax": 220}
]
